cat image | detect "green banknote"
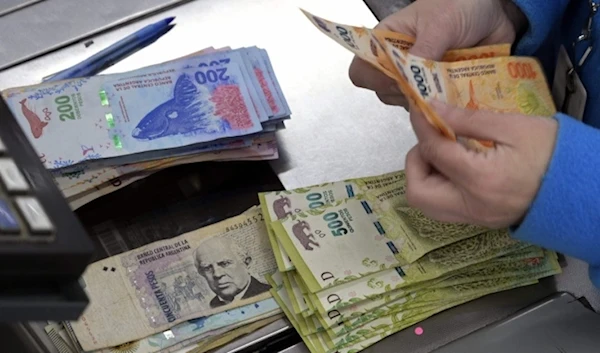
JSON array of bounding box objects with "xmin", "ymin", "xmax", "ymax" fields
[
  {"xmin": 314, "ymin": 247, "xmax": 547, "ymax": 329},
  {"xmin": 309, "ymin": 230, "xmax": 529, "ymax": 314},
  {"xmin": 273, "ymin": 253, "xmax": 560, "ymax": 353},
  {"xmin": 259, "ymin": 171, "xmax": 406, "ymax": 271},
  {"xmin": 324, "ymin": 250, "xmax": 561, "ymax": 338},
  {"xmin": 272, "ymin": 197, "xmax": 489, "ymax": 292},
  {"xmin": 290, "ymin": 272, "xmax": 317, "ymax": 317},
  {"xmin": 283, "ymin": 271, "xmax": 314, "ymax": 316},
  {"xmin": 267, "ymin": 272, "xmax": 325, "ymax": 338},
  {"xmin": 318, "ymin": 272, "xmax": 551, "ymax": 352}
]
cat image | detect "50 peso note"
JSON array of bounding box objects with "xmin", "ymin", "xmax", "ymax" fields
[
  {"xmin": 69, "ymin": 207, "xmax": 277, "ymax": 350},
  {"xmin": 94, "ymin": 298, "xmax": 280, "ymax": 353}
]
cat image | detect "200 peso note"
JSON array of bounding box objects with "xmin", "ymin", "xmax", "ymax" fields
[
  {"xmin": 2, "ymin": 53, "xmax": 264, "ymax": 170},
  {"xmin": 69, "ymin": 207, "xmax": 277, "ymax": 350}
]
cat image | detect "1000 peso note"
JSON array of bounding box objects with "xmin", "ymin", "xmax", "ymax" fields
[
  {"xmin": 69, "ymin": 207, "xmax": 276, "ymax": 350},
  {"xmin": 381, "ymin": 41, "xmax": 556, "ymax": 149},
  {"xmin": 300, "ymin": 9, "xmax": 511, "ymax": 78},
  {"xmin": 302, "ymin": 9, "xmax": 555, "ymax": 151}
]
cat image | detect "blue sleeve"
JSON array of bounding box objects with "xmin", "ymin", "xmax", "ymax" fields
[
  {"xmin": 511, "ymin": 0, "xmax": 570, "ymax": 55},
  {"xmin": 511, "ymin": 113, "xmax": 600, "ymax": 288}
]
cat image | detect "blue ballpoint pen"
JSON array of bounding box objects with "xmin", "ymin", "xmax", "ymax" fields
[
  {"xmin": 44, "ymin": 25, "xmax": 175, "ymax": 82},
  {"xmin": 81, "ymin": 24, "xmax": 175, "ymax": 76},
  {"xmin": 45, "ymin": 17, "xmax": 175, "ymax": 82}
]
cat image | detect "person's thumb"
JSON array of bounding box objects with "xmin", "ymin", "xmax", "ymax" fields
[
  {"xmin": 408, "ymin": 26, "xmax": 455, "ymax": 60},
  {"xmin": 376, "ymin": 3, "xmax": 453, "ymax": 60},
  {"xmin": 429, "ymin": 100, "xmax": 518, "ymax": 143}
]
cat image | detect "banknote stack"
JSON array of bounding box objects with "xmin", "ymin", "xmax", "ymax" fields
[
  {"xmin": 259, "ymin": 170, "xmax": 562, "ymax": 353},
  {"xmin": 1, "ymin": 46, "xmax": 290, "ymax": 209},
  {"xmin": 47, "ymin": 207, "xmax": 283, "ymax": 353},
  {"xmin": 251, "ymin": 10, "xmax": 562, "ymax": 353}
]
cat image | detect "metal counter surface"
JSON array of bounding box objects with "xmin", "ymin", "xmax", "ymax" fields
[
  {"xmin": 0, "ymin": 0, "xmax": 192, "ymax": 70},
  {"xmin": 0, "ymin": 0, "xmax": 416, "ymax": 189},
  {"xmin": 0, "ymin": 0, "xmax": 598, "ymax": 352}
]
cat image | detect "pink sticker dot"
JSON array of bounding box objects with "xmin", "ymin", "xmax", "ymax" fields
[{"xmin": 414, "ymin": 327, "xmax": 424, "ymax": 336}]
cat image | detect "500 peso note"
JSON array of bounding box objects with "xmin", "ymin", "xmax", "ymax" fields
[
  {"xmin": 308, "ymin": 230, "xmax": 528, "ymax": 314},
  {"xmin": 259, "ymin": 171, "xmax": 406, "ymax": 272},
  {"xmin": 271, "ymin": 197, "xmax": 488, "ymax": 292}
]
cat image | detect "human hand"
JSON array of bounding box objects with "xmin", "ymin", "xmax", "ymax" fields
[
  {"xmin": 404, "ymin": 101, "xmax": 557, "ymax": 228},
  {"xmin": 348, "ymin": 0, "xmax": 527, "ymax": 107}
]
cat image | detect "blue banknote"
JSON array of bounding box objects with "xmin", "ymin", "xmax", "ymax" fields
[
  {"xmin": 95, "ymin": 298, "xmax": 279, "ymax": 353},
  {"xmin": 3, "ymin": 58, "xmax": 263, "ymax": 170}
]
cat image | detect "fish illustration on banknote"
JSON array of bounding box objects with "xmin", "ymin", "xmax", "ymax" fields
[
  {"xmin": 19, "ymin": 98, "xmax": 48, "ymax": 138},
  {"xmin": 132, "ymin": 74, "xmax": 228, "ymax": 140}
]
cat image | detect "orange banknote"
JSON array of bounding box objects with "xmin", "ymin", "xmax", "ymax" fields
[
  {"xmin": 302, "ymin": 9, "xmax": 555, "ymax": 150},
  {"xmin": 301, "ymin": 9, "xmax": 511, "ymax": 79},
  {"xmin": 380, "ymin": 41, "xmax": 556, "ymax": 149}
]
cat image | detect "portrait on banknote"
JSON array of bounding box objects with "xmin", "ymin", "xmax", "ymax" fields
[
  {"xmin": 194, "ymin": 236, "xmax": 271, "ymax": 308},
  {"xmin": 69, "ymin": 208, "xmax": 277, "ymax": 350}
]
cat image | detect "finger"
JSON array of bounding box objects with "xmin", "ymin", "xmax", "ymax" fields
[
  {"xmin": 375, "ymin": 4, "xmax": 418, "ymax": 36},
  {"xmin": 377, "ymin": 92, "xmax": 408, "ymax": 107},
  {"xmin": 408, "ymin": 102, "xmax": 427, "ymax": 141},
  {"xmin": 405, "ymin": 147, "xmax": 470, "ymax": 223},
  {"xmin": 409, "ymin": 29, "xmax": 455, "ymax": 60},
  {"xmin": 376, "ymin": 5, "xmax": 450, "ymax": 60},
  {"xmin": 349, "ymin": 56, "xmax": 401, "ymax": 94},
  {"xmin": 408, "ymin": 103, "xmax": 480, "ymax": 183},
  {"xmin": 429, "ymin": 100, "xmax": 519, "ymax": 143}
]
